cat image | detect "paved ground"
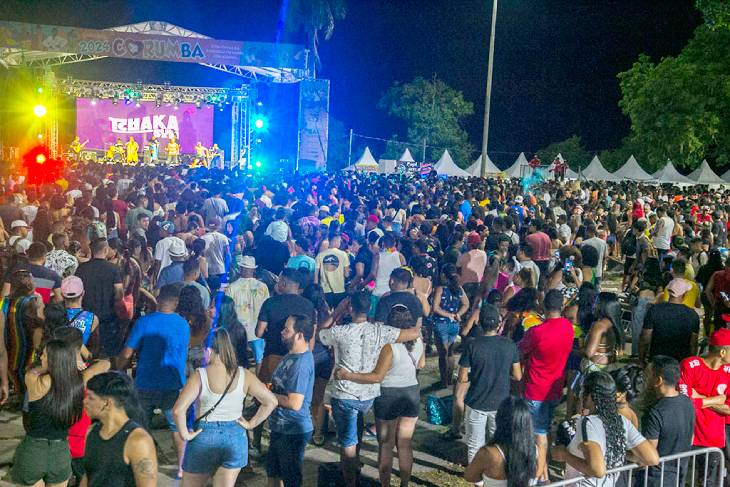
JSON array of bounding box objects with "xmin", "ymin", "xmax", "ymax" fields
[{"xmin": 0, "ymin": 267, "xmax": 626, "ymax": 486}]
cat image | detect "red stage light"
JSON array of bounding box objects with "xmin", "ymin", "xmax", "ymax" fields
[{"xmin": 22, "ymin": 145, "xmax": 64, "ymax": 185}]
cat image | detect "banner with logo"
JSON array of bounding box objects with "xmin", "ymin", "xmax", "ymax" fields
[
  {"xmin": 0, "ymin": 21, "xmax": 306, "ymax": 69},
  {"xmin": 297, "ymin": 79, "xmax": 329, "ymax": 171},
  {"xmin": 76, "ymin": 98, "xmax": 214, "ymax": 153}
]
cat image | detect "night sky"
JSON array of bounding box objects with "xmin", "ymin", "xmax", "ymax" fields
[{"xmin": 0, "ymin": 0, "xmax": 703, "ymax": 165}]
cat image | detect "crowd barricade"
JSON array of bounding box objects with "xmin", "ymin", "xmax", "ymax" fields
[{"xmin": 544, "ymin": 447, "xmax": 725, "ymax": 487}]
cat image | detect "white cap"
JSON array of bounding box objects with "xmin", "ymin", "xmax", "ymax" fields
[
  {"xmin": 10, "ymin": 220, "xmax": 27, "ymax": 229},
  {"xmin": 167, "ymin": 237, "xmax": 188, "ymax": 258},
  {"xmin": 514, "ymin": 196, "xmax": 524, "ymax": 204},
  {"xmin": 239, "ymin": 255, "xmax": 257, "ymax": 269}
]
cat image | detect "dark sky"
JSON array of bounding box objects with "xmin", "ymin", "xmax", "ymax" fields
[{"xmin": 1, "ymin": 0, "xmax": 702, "ymax": 165}]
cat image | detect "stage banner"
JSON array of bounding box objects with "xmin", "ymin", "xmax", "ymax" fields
[
  {"xmin": 0, "ymin": 21, "xmax": 306, "ymax": 69},
  {"xmin": 76, "ymin": 98, "xmax": 213, "ymax": 153},
  {"xmin": 297, "ymin": 79, "xmax": 329, "ymax": 171}
]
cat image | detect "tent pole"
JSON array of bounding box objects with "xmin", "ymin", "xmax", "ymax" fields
[
  {"xmin": 480, "ymin": 0, "xmax": 498, "ymax": 178},
  {"xmin": 347, "ymin": 128, "xmax": 353, "ymax": 168}
]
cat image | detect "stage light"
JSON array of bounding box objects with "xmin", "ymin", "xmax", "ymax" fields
[
  {"xmin": 36, "ymin": 154, "xmax": 46, "ymax": 164},
  {"xmin": 37, "ymin": 134, "xmax": 43, "ymax": 140},
  {"xmin": 257, "ymin": 101, "xmax": 263, "ymax": 107},
  {"xmin": 195, "ymin": 101, "xmax": 201, "ymax": 109},
  {"xmin": 254, "ymin": 117, "xmax": 265, "ymax": 129},
  {"xmin": 173, "ymin": 104, "xmax": 179, "ymax": 110},
  {"xmin": 36, "ymin": 87, "xmax": 43, "ymax": 94},
  {"xmin": 90, "ymin": 98, "xmax": 97, "ymax": 106},
  {"xmin": 33, "ymin": 104, "xmax": 47, "ymax": 117},
  {"xmin": 255, "ymin": 160, "xmax": 262, "ymax": 168},
  {"xmin": 135, "ymin": 102, "xmax": 141, "ymax": 108},
  {"xmin": 247, "ymin": 164, "xmax": 253, "ymax": 170}
]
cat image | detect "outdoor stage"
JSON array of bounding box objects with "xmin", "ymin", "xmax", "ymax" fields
[{"xmin": 0, "ymin": 20, "xmax": 330, "ymax": 173}]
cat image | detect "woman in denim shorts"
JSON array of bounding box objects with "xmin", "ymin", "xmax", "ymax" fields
[
  {"xmin": 432, "ymin": 264, "xmax": 470, "ymax": 388},
  {"xmin": 173, "ymin": 328, "xmax": 278, "ymax": 486}
]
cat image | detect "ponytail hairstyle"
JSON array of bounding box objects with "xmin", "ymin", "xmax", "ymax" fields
[
  {"xmin": 441, "ymin": 263, "xmax": 461, "ymax": 294},
  {"xmin": 610, "ymin": 364, "xmax": 644, "ymax": 403},
  {"xmin": 87, "ymin": 371, "xmax": 147, "ymax": 429},
  {"xmin": 583, "ymin": 371, "xmax": 626, "ymax": 469},
  {"xmin": 386, "ymin": 304, "xmax": 415, "ymax": 352},
  {"xmin": 594, "ymin": 292, "xmax": 625, "ymax": 345},
  {"xmin": 210, "ymin": 327, "xmax": 239, "ymax": 376},
  {"xmin": 42, "ymin": 339, "xmax": 84, "ymax": 429},
  {"xmin": 489, "ymin": 396, "xmax": 537, "ymax": 487}
]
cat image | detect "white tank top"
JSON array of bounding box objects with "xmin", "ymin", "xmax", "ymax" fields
[
  {"xmin": 373, "ymin": 251, "xmax": 402, "ymax": 296},
  {"xmin": 382, "ymin": 340, "xmax": 423, "ymax": 388},
  {"xmin": 197, "ymin": 366, "xmax": 245, "ymax": 422}
]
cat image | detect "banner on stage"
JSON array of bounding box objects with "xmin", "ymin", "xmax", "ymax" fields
[
  {"xmin": 0, "ymin": 21, "xmax": 306, "ymax": 69},
  {"xmin": 76, "ymin": 98, "xmax": 213, "ymax": 153},
  {"xmin": 297, "ymin": 79, "xmax": 329, "ymax": 171}
]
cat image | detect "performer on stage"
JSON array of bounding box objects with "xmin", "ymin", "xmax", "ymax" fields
[
  {"xmin": 166, "ymin": 137, "xmax": 180, "ymax": 166},
  {"xmin": 528, "ymin": 154, "xmax": 541, "ymax": 169},
  {"xmin": 69, "ymin": 136, "xmax": 88, "ymax": 162},
  {"xmin": 149, "ymin": 136, "xmax": 159, "ymax": 164},
  {"xmin": 550, "ymin": 157, "xmax": 566, "ymax": 181},
  {"xmin": 190, "ymin": 141, "xmax": 208, "ymax": 168},
  {"xmin": 209, "ymin": 143, "xmax": 223, "ymax": 170},
  {"xmin": 126, "ymin": 136, "xmax": 139, "ymax": 166}
]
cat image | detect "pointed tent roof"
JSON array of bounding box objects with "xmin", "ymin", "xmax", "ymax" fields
[
  {"xmin": 612, "ymin": 155, "xmax": 653, "ymax": 181},
  {"xmin": 505, "ymin": 152, "xmax": 529, "ymax": 178},
  {"xmin": 583, "ymin": 156, "xmax": 619, "ymax": 181},
  {"xmin": 689, "ymin": 160, "xmax": 726, "ymax": 185},
  {"xmin": 722, "ymin": 168, "xmax": 730, "ymax": 183},
  {"xmin": 434, "ymin": 150, "xmax": 470, "ymax": 177},
  {"xmin": 466, "ymin": 154, "xmax": 500, "ymax": 176},
  {"xmin": 353, "ymin": 147, "xmax": 379, "ymax": 171},
  {"xmin": 652, "ymin": 160, "xmax": 693, "ymax": 184},
  {"xmin": 398, "ymin": 148, "xmax": 415, "ymax": 162}
]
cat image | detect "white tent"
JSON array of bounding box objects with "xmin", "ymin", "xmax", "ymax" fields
[
  {"xmin": 612, "ymin": 155, "xmax": 653, "ymax": 181},
  {"xmin": 353, "ymin": 147, "xmax": 379, "ymax": 172},
  {"xmin": 466, "ymin": 154, "xmax": 500, "ymax": 176},
  {"xmin": 398, "ymin": 148, "xmax": 415, "ymax": 163},
  {"xmin": 722, "ymin": 168, "xmax": 730, "ymax": 183},
  {"xmin": 689, "ymin": 160, "xmax": 726, "ymax": 185},
  {"xmin": 582, "ymin": 156, "xmax": 617, "ymax": 181},
  {"xmin": 378, "ymin": 159, "xmax": 396, "ymax": 174},
  {"xmin": 505, "ymin": 152, "xmax": 529, "ymax": 178},
  {"xmin": 434, "ymin": 150, "xmax": 470, "ymax": 177},
  {"xmin": 652, "ymin": 160, "xmax": 693, "ymax": 184}
]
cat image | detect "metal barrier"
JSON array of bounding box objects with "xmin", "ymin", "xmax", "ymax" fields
[{"xmin": 545, "ymin": 447, "xmax": 725, "ymax": 487}]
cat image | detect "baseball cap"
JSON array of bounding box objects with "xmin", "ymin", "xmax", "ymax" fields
[
  {"xmin": 167, "ymin": 237, "xmax": 188, "ymax": 258},
  {"xmin": 319, "ymin": 205, "xmax": 331, "ymax": 214},
  {"xmin": 239, "ymin": 255, "xmax": 257, "ymax": 269},
  {"xmin": 710, "ymin": 328, "xmax": 730, "ymax": 347},
  {"xmin": 158, "ymin": 220, "xmax": 175, "ymax": 233},
  {"xmin": 61, "ymin": 276, "xmax": 84, "ymax": 299},
  {"xmin": 10, "ymin": 220, "xmax": 27, "ymax": 229},
  {"xmin": 514, "ymin": 196, "xmax": 524, "ymax": 204},
  {"xmin": 206, "ymin": 217, "xmax": 221, "ymax": 230},
  {"xmin": 666, "ymin": 278, "xmax": 692, "ymax": 297},
  {"xmin": 367, "ymin": 214, "xmax": 380, "ymax": 224}
]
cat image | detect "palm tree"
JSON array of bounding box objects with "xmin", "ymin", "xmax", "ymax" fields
[{"xmin": 286, "ymin": 0, "xmax": 346, "ymax": 71}]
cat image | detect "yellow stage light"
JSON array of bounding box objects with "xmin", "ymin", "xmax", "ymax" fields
[
  {"xmin": 33, "ymin": 104, "xmax": 47, "ymax": 117},
  {"xmin": 36, "ymin": 154, "xmax": 46, "ymax": 164}
]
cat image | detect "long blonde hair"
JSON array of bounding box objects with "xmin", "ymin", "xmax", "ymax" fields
[{"xmin": 210, "ymin": 328, "xmax": 238, "ymax": 376}]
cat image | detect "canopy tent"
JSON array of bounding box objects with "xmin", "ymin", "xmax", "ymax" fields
[
  {"xmin": 652, "ymin": 160, "xmax": 693, "ymax": 184},
  {"xmin": 722, "ymin": 168, "xmax": 730, "ymax": 183},
  {"xmin": 434, "ymin": 150, "xmax": 470, "ymax": 177},
  {"xmin": 612, "ymin": 155, "xmax": 653, "ymax": 181},
  {"xmin": 689, "ymin": 160, "xmax": 726, "ymax": 185},
  {"xmin": 352, "ymin": 147, "xmax": 379, "ymax": 172},
  {"xmin": 581, "ymin": 156, "xmax": 616, "ymax": 181},
  {"xmin": 505, "ymin": 152, "xmax": 529, "ymax": 178},
  {"xmin": 378, "ymin": 159, "xmax": 396, "ymax": 174},
  {"xmin": 466, "ymin": 154, "xmax": 501, "ymax": 176},
  {"xmin": 398, "ymin": 148, "xmax": 415, "ymax": 163}
]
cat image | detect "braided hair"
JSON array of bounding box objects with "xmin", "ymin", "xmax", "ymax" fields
[{"xmin": 583, "ymin": 371, "xmax": 626, "ymax": 469}]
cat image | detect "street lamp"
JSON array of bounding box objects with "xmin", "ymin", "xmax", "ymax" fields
[{"xmin": 480, "ymin": 0, "xmax": 498, "ymax": 178}]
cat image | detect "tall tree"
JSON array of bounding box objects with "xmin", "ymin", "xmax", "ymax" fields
[
  {"xmin": 286, "ymin": 0, "xmax": 346, "ymax": 71},
  {"xmin": 536, "ymin": 135, "xmax": 591, "ymax": 170},
  {"xmin": 616, "ymin": 25, "xmax": 730, "ymax": 171},
  {"xmin": 697, "ymin": 0, "xmax": 730, "ymax": 29},
  {"xmin": 379, "ymin": 76, "xmax": 475, "ymax": 166}
]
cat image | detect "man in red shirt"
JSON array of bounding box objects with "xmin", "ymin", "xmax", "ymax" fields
[
  {"xmin": 679, "ymin": 328, "xmax": 730, "ymax": 487},
  {"xmin": 518, "ymin": 289, "xmax": 574, "ymax": 480},
  {"xmin": 525, "ymin": 219, "xmax": 551, "ymax": 291}
]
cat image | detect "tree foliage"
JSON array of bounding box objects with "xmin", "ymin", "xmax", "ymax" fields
[
  {"xmin": 536, "ymin": 135, "xmax": 591, "ymax": 170},
  {"xmin": 379, "ymin": 76, "xmax": 475, "ymax": 167},
  {"xmin": 697, "ymin": 0, "xmax": 730, "ymax": 30},
  {"xmin": 616, "ymin": 25, "xmax": 730, "ymax": 171},
  {"xmin": 286, "ymin": 0, "xmax": 346, "ymax": 69}
]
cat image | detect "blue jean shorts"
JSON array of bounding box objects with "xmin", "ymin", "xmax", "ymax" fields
[
  {"xmin": 249, "ymin": 338, "xmax": 265, "ymax": 365},
  {"xmin": 182, "ymin": 421, "xmax": 248, "ymax": 473},
  {"xmin": 331, "ymin": 397, "xmax": 374, "ymax": 448},
  {"xmin": 434, "ymin": 319, "xmax": 460, "ymax": 345},
  {"xmin": 526, "ymin": 399, "xmax": 559, "ymax": 435}
]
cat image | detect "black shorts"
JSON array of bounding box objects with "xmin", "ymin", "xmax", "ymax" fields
[
  {"xmin": 313, "ymin": 346, "xmax": 334, "ymax": 380},
  {"xmin": 374, "ymin": 385, "xmax": 420, "ymax": 420},
  {"xmin": 623, "ymin": 256, "xmax": 635, "ymax": 275}
]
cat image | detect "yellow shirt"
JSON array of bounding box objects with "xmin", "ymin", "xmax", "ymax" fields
[{"xmin": 661, "ymin": 279, "xmax": 700, "ymax": 309}]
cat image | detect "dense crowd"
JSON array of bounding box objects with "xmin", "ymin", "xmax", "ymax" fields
[{"xmin": 1, "ymin": 161, "xmax": 730, "ymax": 487}]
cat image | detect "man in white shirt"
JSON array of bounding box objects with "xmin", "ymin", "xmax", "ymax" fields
[
  {"xmin": 315, "ymin": 234, "xmax": 350, "ymax": 309},
  {"xmin": 153, "ymin": 221, "xmax": 176, "ymax": 278},
  {"xmin": 652, "ymin": 206, "xmax": 674, "ymax": 260},
  {"xmin": 202, "ymin": 217, "xmax": 231, "ymax": 285},
  {"xmin": 582, "ymin": 224, "xmax": 608, "ymax": 289}
]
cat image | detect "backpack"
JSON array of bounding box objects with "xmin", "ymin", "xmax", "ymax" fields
[{"xmin": 621, "ymin": 230, "xmax": 637, "ymax": 256}]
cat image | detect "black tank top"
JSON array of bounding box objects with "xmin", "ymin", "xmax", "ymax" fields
[
  {"xmin": 27, "ymin": 397, "xmax": 69, "ymax": 440},
  {"xmin": 84, "ymin": 419, "xmax": 140, "ymax": 487}
]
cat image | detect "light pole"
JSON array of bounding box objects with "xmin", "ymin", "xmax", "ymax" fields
[{"xmin": 480, "ymin": 0, "xmax": 498, "ymax": 178}]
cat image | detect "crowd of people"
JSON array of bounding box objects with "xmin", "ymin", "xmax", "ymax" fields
[{"xmin": 0, "ymin": 160, "xmax": 729, "ymax": 487}]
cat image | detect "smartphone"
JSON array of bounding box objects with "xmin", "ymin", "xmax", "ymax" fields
[
  {"xmin": 563, "ymin": 256, "xmax": 575, "ymax": 272},
  {"xmin": 721, "ymin": 291, "xmax": 730, "ymax": 301}
]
